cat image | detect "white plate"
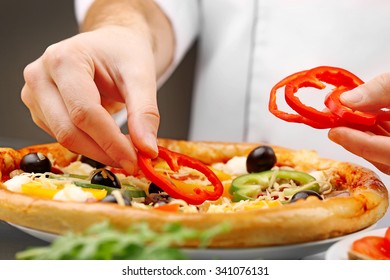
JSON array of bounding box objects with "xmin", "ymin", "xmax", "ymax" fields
[
  {"xmin": 10, "ymin": 223, "xmax": 377, "ymax": 260},
  {"xmin": 10, "ymin": 223, "xmax": 58, "ymax": 243},
  {"xmin": 325, "ymin": 227, "xmax": 388, "ymax": 260}
]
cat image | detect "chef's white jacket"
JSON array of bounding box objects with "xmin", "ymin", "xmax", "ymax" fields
[{"xmin": 75, "ymin": 0, "xmax": 390, "ymax": 225}]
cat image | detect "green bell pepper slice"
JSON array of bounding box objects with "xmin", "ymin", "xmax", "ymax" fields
[{"xmin": 230, "ymin": 170, "xmax": 320, "ymax": 202}]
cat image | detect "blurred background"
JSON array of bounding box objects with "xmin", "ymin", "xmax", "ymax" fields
[{"xmin": 0, "ymin": 0, "xmax": 195, "ymax": 259}]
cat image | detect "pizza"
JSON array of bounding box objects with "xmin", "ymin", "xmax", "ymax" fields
[{"xmin": 0, "ymin": 139, "xmax": 388, "ymax": 248}]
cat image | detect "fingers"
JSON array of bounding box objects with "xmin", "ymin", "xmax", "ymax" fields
[
  {"xmin": 121, "ymin": 63, "xmax": 160, "ymax": 158},
  {"xmin": 46, "ymin": 46, "xmax": 140, "ymax": 172},
  {"xmin": 22, "ymin": 60, "xmax": 121, "ymax": 167},
  {"xmin": 328, "ymin": 127, "xmax": 390, "ymax": 172},
  {"xmin": 367, "ymin": 161, "xmax": 390, "ymax": 175},
  {"xmin": 104, "ymin": 33, "xmax": 160, "ymax": 159},
  {"xmin": 340, "ymin": 73, "xmax": 390, "ymax": 111},
  {"xmin": 21, "ymin": 27, "xmax": 161, "ymax": 173}
]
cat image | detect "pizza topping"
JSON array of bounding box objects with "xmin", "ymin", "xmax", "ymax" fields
[
  {"xmin": 118, "ymin": 174, "xmax": 149, "ymax": 191},
  {"xmin": 230, "ymin": 169, "xmax": 320, "ymax": 202},
  {"xmin": 72, "ymin": 180, "xmax": 145, "ymax": 201},
  {"xmin": 111, "ymin": 189, "xmax": 131, "ymax": 206},
  {"xmin": 137, "ymin": 146, "xmax": 224, "ymax": 205},
  {"xmin": 145, "ymin": 192, "xmax": 170, "ymax": 205},
  {"xmin": 1, "ymin": 144, "xmax": 337, "ymax": 213},
  {"xmin": 246, "ymin": 146, "xmax": 277, "ymax": 173},
  {"xmin": 80, "ymin": 155, "xmax": 106, "ymax": 169},
  {"xmin": 121, "ymin": 185, "xmax": 146, "ymax": 199},
  {"xmin": 3, "ymin": 174, "xmax": 31, "ymax": 192},
  {"xmin": 90, "ymin": 168, "xmax": 121, "ymax": 189},
  {"xmin": 154, "ymin": 203, "xmax": 181, "ymax": 212},
  {"xmin": 100, "ymin": 190, "xmax": 135, "ymax": 206},
  {"xmin": 53, "ymin": 185, "xmax": 96, "ymax": 202},
  {"xmin": 20, "ymin": 152, "xmax": 52, "ymax": 173},
  {"xmin": 211, "ymin": 156, "xmax": 247, "ymax": 176},
  {"xmin": 60, "ymin": 161, "xmax": 95, "ymax": 176},
  {"xmin": 22, "ymin": 181, "xmax": 60, "ymax": 199},
  {"xmin": 289, "ymin": 190, "xmax": 323, "ymax": 203},
  {"xmin": 4, "ymin": 172, "xmax": 109, "ymax": 202},
  {"xmin": 148, "ymin": 182, "xmax": 164, "ymax": 194}
]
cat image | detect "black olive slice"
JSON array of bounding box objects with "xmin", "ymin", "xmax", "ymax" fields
[
  {"xmin": 80, "ymin": 155, "xmax": 106, "ymax": 169},
  {"xmin": 101, "ymin": 194, "xmax": 131, "ymax": 205},
  {"xmin": 90, "ymin": 168, "xmax": 121, "ymax": 189},
  {"xmin": 289, "ymin": 190, "xmax": 323, "ymax": 203},
  {"xmin": 20, "ymin": 152, "xmax": 52, "ymax": 173},
  {"xmin": 246, "ymin": 146, "xmax": 277, "ymax": 173},
  {"xmin": 148, "ymin": 182, "xmax": 164, "ymax": 194}
]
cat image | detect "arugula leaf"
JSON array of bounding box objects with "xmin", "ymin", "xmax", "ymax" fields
[{"xmin": 15, "ymin": 222, "xmax": 230, "ymax": 260}]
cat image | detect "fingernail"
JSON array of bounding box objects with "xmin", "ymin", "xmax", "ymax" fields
[
  {"xmin": 119, "ymin": 159, "xmax": 135, "ymax": 174},
  {"xmin": 340, "ymin": 90, "xmax": 362, "ymax": 104},
  {"xmin": 328, "ymin": 129, "xmax": 337, "ymax": 141}
]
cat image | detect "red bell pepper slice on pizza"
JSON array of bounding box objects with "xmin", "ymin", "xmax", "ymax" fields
[{"xmin": 138, "ymin": 146, "xmax": 224, "ymax": 205}]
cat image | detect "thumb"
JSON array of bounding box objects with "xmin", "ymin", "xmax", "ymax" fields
[{"xmin": 340, "ymin": 73, "xmax": 390, "ymax": 111}]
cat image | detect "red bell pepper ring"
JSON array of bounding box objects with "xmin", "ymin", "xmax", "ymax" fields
[
  {"xmin": 284, "ymin": 66, "xmax": 365, "ymax": 127},
  {"xmin": 377, "ymin": 110, "xmax": 390, "ymax": 122},
  {"xmin": 324, "ymin": 86, "xmax": 378, "ymax": 126},
  {"xmin": 269, "ymin": 70, "xmax": 331, "ymax": 129},
  {"xmin": 325, "ymin": 86, "xmax": 390, "ymax": 124},
  {"xmin": 138, "ymin": 146, "xmax": 223, "ymax": 205},
  {"xmin": 306, "ymin": 66, "xmax": 364, "ymax": 90},
  {"xmin": 284, "ymin": 77, "xmax": 340, "ymax": 127},
  {"xmin": 269, "ymin": 66, "xmax": 390, "ymax": 128}
]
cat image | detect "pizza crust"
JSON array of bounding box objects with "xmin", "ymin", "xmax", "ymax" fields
[{"xmin": 0, "ymin": 140, "xmax": 388, "ymax": 248}]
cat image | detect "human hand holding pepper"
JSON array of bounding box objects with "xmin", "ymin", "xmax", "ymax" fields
[
  {"xmin": 269, "ymin": 66, "xmax": 390, "ymax": 174},
  {"xmin": 328, "ymin": 73, "xmax": 390, "ymax": 174}
]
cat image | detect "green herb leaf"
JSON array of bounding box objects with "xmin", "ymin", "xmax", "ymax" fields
[{"xmin": 16, "ymin": 221, "xmax": 229, "ymax": 260}]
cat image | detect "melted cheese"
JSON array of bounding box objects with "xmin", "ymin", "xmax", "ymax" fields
[
  {"xmin": 53, "ymin": 185, "xmax": 94, "ymax": 202},
  {"xmin": 212, "ymin": 156, "xmax": 247, "ymax": 176},
  {"xmin": 3, "ymin": 174, "xmax": 32, "ymax": 192},
  {"xmin": 60, "ymin": 161, "xmax": 95, "ymax": 176}
]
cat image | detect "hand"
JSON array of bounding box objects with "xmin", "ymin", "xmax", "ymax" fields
[
  {"xmin": 328, "ymin": 72, "xmax": 390, "ymax": 174},
  {"xmin": 21, "ymin": 26, "xmax": 160, "ymax": 173}
]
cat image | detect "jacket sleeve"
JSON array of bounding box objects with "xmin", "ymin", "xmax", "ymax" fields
[
  {"xmin": 74, "ymin": 0, "xmax": 200, "ymax": 86},
  {"xmin": 74, "ymin": 0, "xmax": 94, "ymax": 25},
  {"xmin": 153, "ymin": 0, "xmax": 199, "ymax": 85}
]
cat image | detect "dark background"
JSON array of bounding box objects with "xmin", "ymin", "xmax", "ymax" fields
[{"xmin": 0, "ymin": 0, "xmax": 196, "ymax": 259}]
